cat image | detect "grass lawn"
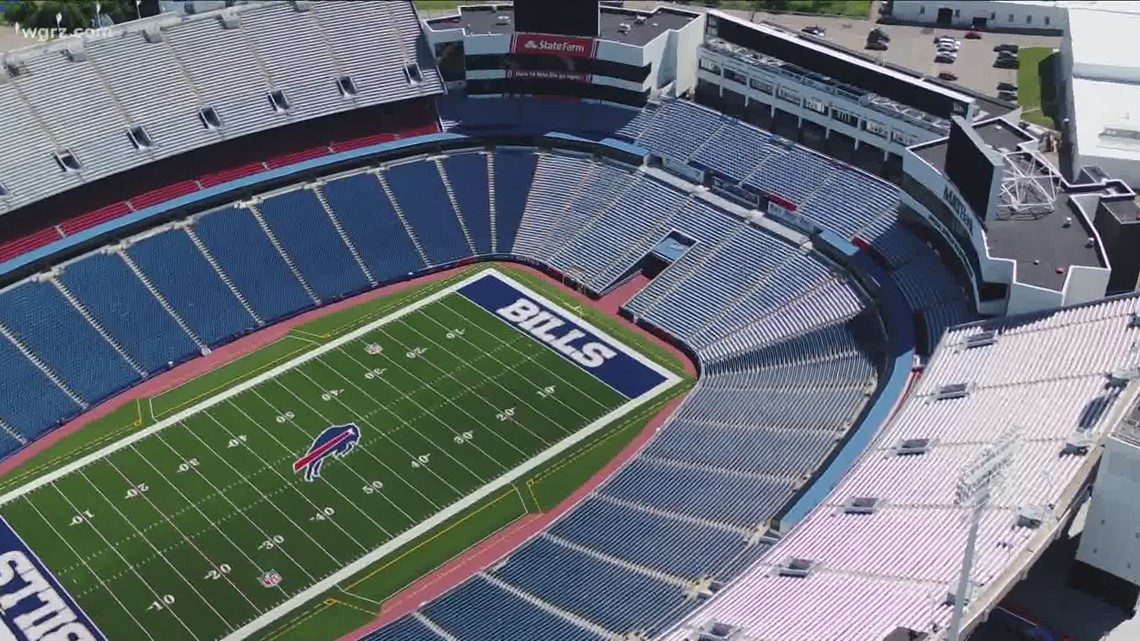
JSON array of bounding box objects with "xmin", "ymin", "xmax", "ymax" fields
[
  {"xmin": 714, "ymin": 0, "xmax": 872, "ymax": 18},
  {"xmin": 1017, "ymin": 47, "xmax": 1058, "ymax": 129},
  {"xmin": 0, "ymin": 267, "xmax": 689, "ymax": 641}
]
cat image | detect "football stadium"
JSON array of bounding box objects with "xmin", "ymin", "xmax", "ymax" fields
[{"xmin": 0, "ymin": 1, "xmax": 1138, "ymax": 640}]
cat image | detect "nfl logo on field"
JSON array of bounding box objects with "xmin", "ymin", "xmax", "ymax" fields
[
  {"xmin": 260, "ymin": 570, "xmax": 282, "ymax": 588},
  {"xmin": 365, "ymin": 343, "xmax": 382, "ymax": 355}
]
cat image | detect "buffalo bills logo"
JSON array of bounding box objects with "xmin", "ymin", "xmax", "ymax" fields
[{"xmin": 293, "ymin": 423, "xmax": 361, "ymax": 482}]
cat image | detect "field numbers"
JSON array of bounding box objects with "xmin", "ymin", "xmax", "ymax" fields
[
  {"xmin": 537, "ymin": 385, "xmax": 556, "ymax": 399},
  {"xmin": 124, "ymin": 484, "xmax": 150, "ymax": 499},
  {"xmin": 361, "ymin": 481, "xmax": 384, "ymax": 495},
  {"xmin": 309, "ymin": 507, "xmax": 335, "ymax": 522},
  {"xmin": 496, "ymin": 407, "xmax": 516, "ymax": 422},
  {"xmin": 275, "ymin": 411, "xmax": 296, "ymax": 424},
  {"xmin": 176, "ymin": 458, "xmax": 200, "ymax": 473},
  {"xmin": 204, "ymin": 564, "xmax": 232, "ymax": 581},
  {"xmin": 68, "ymin": 510, "xmax": 94, "ymax": 526},
  {"xmin": 363, "ymin": 368, "xmax": 386, "ymax": 380},
  {"xmin": 406, "ymin": 346, "xmax": 427, "ymax": 359},
  {"xmin": 410, "ymin": 454, "xmax": 430, "ymax": 469},
  {"xmin": 320, "ymin": 389, "xmax": 344, "ymax": 401},
  {"xmin": 147, "ymin": 595, "xmax": 175, "ymax": 611},
  {"xmin": 258, "ymin": 535, "xmax": 285, "ymax": 551},
  {"xmin": 445, "ymin": 328, "xmax": 466, "ymax": 339},
  {"xmin": 227, "ymin": 435, "xmax": 248, "ymax": 449},
  {"xmin": 453, "ymin": 431, "xmax": 474, "ymax": 445}
]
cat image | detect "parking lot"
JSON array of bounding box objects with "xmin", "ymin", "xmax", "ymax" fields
[{"xmin": 627, "ymin": 2, "xmax": 1061, "ymax": 101}]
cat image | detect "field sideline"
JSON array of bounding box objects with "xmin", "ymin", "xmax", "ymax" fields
[{"xmin": 0, "ymin": 266, "xmax": 692, "ymax": 641}]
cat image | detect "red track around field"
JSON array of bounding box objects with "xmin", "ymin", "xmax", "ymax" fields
[
  {"xmin": 0, "ymin": 262, "xmax": 696, "ymax": 639},
  {"xmin": 338, "ymin": 266, "xmax": 691, "ymax": 640}
]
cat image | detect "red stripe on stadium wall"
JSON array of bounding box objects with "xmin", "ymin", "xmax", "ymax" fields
[
  {"xmin": 768, "ymin": 193, "xmax": 798, "ymax": 212},
  {"xmin": 511, "ymin": 33, "xmax": 597, "ymax": 59}
]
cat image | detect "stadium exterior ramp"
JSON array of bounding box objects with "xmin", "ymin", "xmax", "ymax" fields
[
  {"xmin": 658, "ymin": 293, "xmax": 1140, "ymax": 641},
  {"xmin": 0, "ymin": 0, "xmax": 442, "ymax": 214}
]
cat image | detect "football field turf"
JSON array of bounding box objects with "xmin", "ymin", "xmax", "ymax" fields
[{"xmin": 0, "ymin": 268, "xmax": 680, "ymax": 641}]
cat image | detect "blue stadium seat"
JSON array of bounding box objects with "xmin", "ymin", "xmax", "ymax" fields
[
  {"xmin": 319, "ymin": 173, "xmax": 426, "ymax": 282},
  {"xmin": 492, "ymin": 150, "xmax": 537, "ymax": 254},
  {"xmin": 384, "ymin": 160, "xmax": 473, "ymax": 266},
  {"xmin": 421, "ymin": 576, "xmax": 603, "ymax": 641},
  {"xmin": 193, "ymin": 206, "xmax": 314, "ymax": 323},
  {"xmin": 492, "ymin": 536, "xmax": 687, "ymax": 634},
  {"xmin": 0, "ymin": 281, "xmax": 139, "ymax": 403},
  {"xmin": 256, "ymin": 188, "xmax": 371, "ymax": 301},
  {"xmin": 441, "ymin": 152, "xmax": 493, "ymax": 255},
  {"xmin": 59, "ymin": 252, "xmax": 200, "ymax": 374},
  {"xmin": 359, "ymin": 616, "xmax": 442, "ymax": 641},
  {"xmin": 0, "ymin": 338, "xmax": 81, "ymax": 441},
  {"xmin": 127, "ymin": 229, "xmax": 259, "ymax": 347}
]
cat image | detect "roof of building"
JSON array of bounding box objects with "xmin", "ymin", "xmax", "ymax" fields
[
  {"xmin": 985, "ymin": 192, "xmax": 1106, "ymax": 289},
  {"xmin": 909, "ymin": 119, "xmax": 1033, "ymax": 173},
  {"xmin": 1068, "ymin": 9, "xmax": 1140, "ymax": 83},
  {"xmin": 426, "ymin": 5, "xmax": 698, "ymax": 47},
  {"xmin": 1103, "ymin": 197, "xmax": 1140, "ymax": 224},
  {"xmin": 1070, "ymin": 78, "xmax": 1140, "ymax": 170}
]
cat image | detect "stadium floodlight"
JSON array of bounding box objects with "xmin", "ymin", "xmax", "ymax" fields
[{"xmin": 947, "ymin": 428, "xmax": 1021, "ymax": 641}]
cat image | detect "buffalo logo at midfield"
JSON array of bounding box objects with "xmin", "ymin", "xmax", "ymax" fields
[{"xmin": 293, "ymin": 423, "xmax": 361, "ymax": 482}]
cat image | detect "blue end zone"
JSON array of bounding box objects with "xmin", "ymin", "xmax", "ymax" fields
[
  {"xmin": 0, "ymin": 516, "xmax": 105, "ymax": 640},
  {"xmin": 458, "ymin": 273, "xmax": 666, "ymax": 399}
]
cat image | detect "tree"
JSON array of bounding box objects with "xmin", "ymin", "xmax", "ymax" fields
[{"xmin": 5, "ymin": 0, "xmax": 136, "ymax": 31}]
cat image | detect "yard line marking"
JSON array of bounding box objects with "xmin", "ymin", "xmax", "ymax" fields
[
  {"xmin": 196, "ymin": 408, "xmax": 359, "ymax": 563},
  {"xmin": 290, "ymin": 368, "xmax": 473, "ymax": 494},
  {"xmin": 99, "ymin": 456, "xmax": 264, "ymax": 614},
  {"xmin": 223, "ymin": 399, "xmax": 394, "ymax": 541},
  {"xmin": 22, "ymin": 496, "xmax": 158, "ymax": 641},
  {"xmin": 77, "ymin": 468, "xmax": 237, "ymax": 633},
  {"xmin": 221, "ymin": 370, "xmax": 682, "ymax": 641},
  {"xmin": 268, "ymin": 380, "xmax": 447, "ymax": 511},
  {"xmin": 48, "ymin": 482, "xmax": 203, "ymax": 641},
  {"xmin": 127, "ymin": 442, "xmax": 290, "ymax": 598},
  {"xmin": 321, "ymin": 345, "xmax": 532, "ymax": 463},
  {"xmin": 0, "ymin": 268, "xmax": 506, "ymax": 507},
  {"xmin": 248, "ymin": 388, "xmax": 417, "ymax": 526},
  {"xmin": 152, "ymin": 428, "xmax": 318, "ymax": 584},
  {"xmin": 380, "ymin": 318, "xmax": 581, "ymax": 437},
  {"xmin": 424, "ymin": 300, "xmax": 608, "ymax": 416}
]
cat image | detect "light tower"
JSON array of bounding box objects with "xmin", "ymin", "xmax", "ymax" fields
[{"xmin": 947, "ymin": 428, "xmax": 1021, "ymax": 641}]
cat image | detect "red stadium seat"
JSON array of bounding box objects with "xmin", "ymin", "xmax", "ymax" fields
[
  {"xmin": 0, "ymin": 227, "xmax": 63, "ymax": 263},
  {"xmin": 60, "ymin": 201, "xmax": 133, "ymax": 235},
  {"xmin": 199, "ymin": 162, "xmax": 268, "ymax": 188},
  {"xmin": 128, "ymin": 180, "xmax": 201, "ymax": 210},
  {"xmin": 265, "ymin": 147, "xmax": 333, "ymax": 169}
]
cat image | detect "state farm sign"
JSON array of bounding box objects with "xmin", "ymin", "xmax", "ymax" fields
[{"xmin": 511, "ymin": 33, "xmax": 598, "ymax": 59}]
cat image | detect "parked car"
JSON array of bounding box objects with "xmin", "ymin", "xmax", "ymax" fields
[
  {"xmin": 802, "ymin": 25, "xmax": 826, "ymax": 37},
  {"xmin": 869, "ymin": 27, "xmax": 891, "ymax": 42},
  {"xmin": 965, "ymin": 30, "xmax": 983, "ymax": 39},
  {"xmin": 935, "ymin": 53, "xmax": 957, "ymax": 64},
  {"xmin": 934, "ymin": 36, "xmax": 959, "ymax": 45},
  {"xmin": 994, "ymin": 57, "xmax": 1019, "ymax": 69},
  {"xmin": 997, "ymin": 90, "xmax": 1017, "ymax": 101},
  {"xmin": 997, "ymin": 81, "xmax": 1018, "ymax": 91},
  {"xmin": 994, "ymin": 43, "xmax": 1019, "ymax": 53},
  {"xmin": 866, "ymin": 39, "xmax": 889, "ymax": 51},
  {"xmin": 937, "ymin": 41, "xmax": 961, "ymax": 52},
  {"xmin": 938, "ymin": 71, "xmax": 959, "ymax": 81}
]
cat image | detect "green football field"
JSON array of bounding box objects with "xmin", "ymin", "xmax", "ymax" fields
[{"xmin": 0, "ymin": 268, "xmax": 681, "ymax": 641}]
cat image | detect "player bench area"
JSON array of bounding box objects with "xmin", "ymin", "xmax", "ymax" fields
[{"xmin": 0, "ymin": 269, "xmax": 680, "ymax": 641}]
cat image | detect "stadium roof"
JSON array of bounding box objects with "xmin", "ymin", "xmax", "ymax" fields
[{"xmin": 425, "ymin": 5, "xmax": 699, "ymax": 47}]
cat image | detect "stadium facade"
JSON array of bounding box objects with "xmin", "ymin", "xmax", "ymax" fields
[{"xmin": 0, "ymin": 1, "xmax": 1137, "ymax": 640}]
